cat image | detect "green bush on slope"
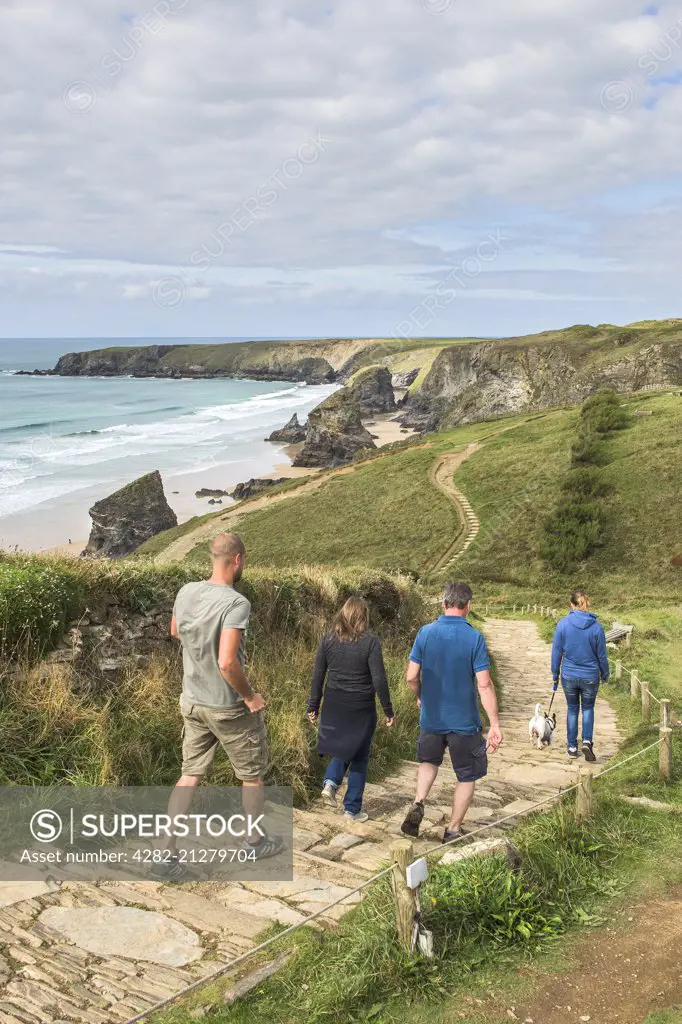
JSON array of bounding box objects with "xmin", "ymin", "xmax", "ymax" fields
[{"xmin": 541, "ymin": 390, "xmax": 632, "ymax": 573}]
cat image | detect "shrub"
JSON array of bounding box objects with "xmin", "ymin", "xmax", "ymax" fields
[
  {"xmin": 541, "ymin": 500, "xmax": 604, "ymax": 572},
  {"xmin": 570, "ymin": 432, "xmax": 604, "ymax": 466},
  {"xmin": 561, "ymin": 467, "xmax": 613, "ymax": 499},
  {"xmin": 581, "ymin": 389, "xmax": 632, "ymax": 433}
]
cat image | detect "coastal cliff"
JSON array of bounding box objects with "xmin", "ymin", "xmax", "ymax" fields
[
  {"xmin": 47, "ymin": 338, "xmax": 388, "ymax": 385},
  {"xmin": 400, "ymin": 325, "xmax": 682, "ymax": 431}
]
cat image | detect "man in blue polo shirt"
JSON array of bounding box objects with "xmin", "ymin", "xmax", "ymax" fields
[{"xmin": 401, "ymin": 581, "xmax": 503, "ymax": 843}]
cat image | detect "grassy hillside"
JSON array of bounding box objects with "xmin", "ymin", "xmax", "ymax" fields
[
  {"xmin": 179, "ymin": 421, "xmax": 502, "ymax": 574},
  {"xmin": 169, "ymin": 392, "xmax": 681, "ymax": 604},
  {"xmin": 454, "ymin": 390, "xmax": 682, "ymax": 602}
]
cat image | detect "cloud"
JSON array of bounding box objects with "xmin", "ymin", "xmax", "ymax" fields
[{"xmin": 0, "ymin": 0, "xmax": 681, "ymax": 336}]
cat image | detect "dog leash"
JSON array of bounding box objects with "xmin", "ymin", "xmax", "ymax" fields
[{"xmin": 547, "ymin": 683, "xmax": 558, "ymax": 713}]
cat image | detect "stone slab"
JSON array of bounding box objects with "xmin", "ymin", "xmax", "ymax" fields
[
  {"xmin": 441, "ymin": 837, "xmax": 511, "ymax": 866},
  {"xmin": 219, "ymin": 888, "xmax": 307, "ymax": 926},
  {"xmin": 37, "ymin": 907, "xmax": 204, "ymax": 967},
  {"xmin": 0, "ymin": 884, "xmax": 53, "ymax": 909},
  {"xmin": 329, "ymin": 833, "xmax": 365, "ymax": 851},
  {"xmin": 292, "ymin": 827, "xmax": 324, "ymax": 851}
]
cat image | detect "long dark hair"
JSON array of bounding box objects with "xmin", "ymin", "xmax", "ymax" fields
[{"xmin": 332, "ymin": 596, "xmax": 369, "ymax": 643}]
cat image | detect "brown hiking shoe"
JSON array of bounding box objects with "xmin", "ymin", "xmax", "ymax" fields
[{"xmin": 400, "ymin": 801, "xmax": 425, "ymax": 838}]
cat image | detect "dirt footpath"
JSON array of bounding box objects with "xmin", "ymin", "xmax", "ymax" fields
[{"xmin": 508, "ymin": 887, "xmax": 682, "ymax": 1024}]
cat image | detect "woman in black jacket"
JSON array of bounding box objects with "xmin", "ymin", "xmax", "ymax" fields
[{"xmin": 307, "ymin": 596, "xmax": 395, "ymax": 822}]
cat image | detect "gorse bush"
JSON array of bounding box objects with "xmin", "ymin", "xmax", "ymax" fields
[
  {"xmin": 542, "ymin": 389, "xmax": 630, "ymax": 573},
  {"xmin": 0, "ymin": 553, "xmax": 190, "ymax": 659},
  {"xmin": 581, "ymin": 389, "xmax": 632, "ymax": 434}
]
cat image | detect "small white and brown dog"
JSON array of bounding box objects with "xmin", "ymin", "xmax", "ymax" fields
[{"xmin": 529, "ymin": 703, "xmax": 557, "ymax": 749}]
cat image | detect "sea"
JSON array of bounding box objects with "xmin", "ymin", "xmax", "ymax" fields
[{"xmin": 0, "ymin": 338, "xmax": 337, "ymax": 551}]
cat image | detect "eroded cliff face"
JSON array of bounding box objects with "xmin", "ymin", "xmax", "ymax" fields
[{"xmin": 400, "ymin": 340, "xmax": 682, "ymax": 431}]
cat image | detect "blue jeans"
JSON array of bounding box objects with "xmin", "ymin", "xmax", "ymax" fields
[
  {"xmin": 324, "ymin": 733, "xmax": 372, "ymax": 815},
  {"xmin": 562, "ymin": 677, "xmax": 600, "ymax": 748}
]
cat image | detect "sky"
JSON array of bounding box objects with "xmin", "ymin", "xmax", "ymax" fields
[{"xmin": 1, "ymin": 0, "xmax": 682, "ymax": 339}]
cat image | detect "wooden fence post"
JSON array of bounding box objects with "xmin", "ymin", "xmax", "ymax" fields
[
  {"xmin": 659, "ymin": 727, "xmax": 673, "ymax": 780},
  {"xmin": 631, "ymin": 671, "xmax": 639, "ymax": 703},
  {"xmin": 624, "ymin": 631, "xmax": 632, "ymax": 649},
  {"xmin": 513, "ymin": 604, "xmax": 516, "ymax": 613},
  {"xmin": 615, "ymin": 660, "xmax": 622, "ymax": 685},
  {"xmin": 641, "ymin": 681, "xmax": 651, "ymax": 722},
  {"xmin": 390, "ymin": 839, "xmax": 417, "ymax": 952},
  {"xmin": 575, "ymin": 767, "xmax": 593, "ymax": 821},
  {"xmin": 533, "ymin": 604, "xmax": 537, "ymax": 614},
  {"xmin": 660, "ymin": 699, "xmax": 671, "ymax": 729}
]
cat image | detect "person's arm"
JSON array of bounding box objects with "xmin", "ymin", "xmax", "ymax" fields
[
  {"xmin": 217, "ymin": 628, "xmax": 264, "ymax": 712},
  {"xmin": 368, "ymin": 637, "xmax": 394, "ymax": 722},
  {"xmin": 596, "ymin": 624, "xmax": 610, "ymax": 682},
  {"xmin": 407, "ymin": 628, "xmax": 424, "ymax": 703},
  {"xmin": 473, "ymin": 634, "xmax": 502, "ymax": 752},
  {"xmin": 170, "ymin": 614, "xmax": 179, "ymax": 639},
  {"xmin": 551, "ymin": 622, "xmax": 563, "ymax": 686},
  {"xmin": 477, "ymin": 669, "xmax": 502, "ymax": 752},
  {"xmin": 307, "ymin": 639, "xmax": 328, "ymax": 720}
]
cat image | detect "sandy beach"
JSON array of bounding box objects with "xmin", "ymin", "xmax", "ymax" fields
[{"xmin": 32, "ymin": 413, "xmax": 415, "ymax": 558}]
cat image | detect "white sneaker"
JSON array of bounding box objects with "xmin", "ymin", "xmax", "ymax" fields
[
  {"xmin": 321, "ymin": 781, "xmax": 337, "ymax": 806},
  {"xmin": 344, "ymin": 810, "xmax": 369, "ymax": 822}
]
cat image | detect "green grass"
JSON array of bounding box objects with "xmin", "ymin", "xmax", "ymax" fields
[
  {"xmin": 646, "ymin": 1011, "xmax": 682, "ymax": 1024},
  {"xmin": 184, "ymin": 445, "xmax": 457, "ymax": 574},
  {"xmin": 179, "ymin": 418, "xmax": 525, "ymax": 573},
  {"xmin": 167, "ymin": 391, "xmax": 681, "ymax": 601}
]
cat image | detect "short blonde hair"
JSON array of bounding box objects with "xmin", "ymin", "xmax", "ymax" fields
[
  {"xmin": 210, "ymin": 533, "xmax": 245, "ymax": 561},
  {"xmin": 332, "ymin": 596, "xmax": 370, "ymax": 643}
]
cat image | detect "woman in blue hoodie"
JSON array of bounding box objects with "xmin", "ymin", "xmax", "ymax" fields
[{"xmin": 551, "ymin": 590, "xmax": 609, "ymax": 762}]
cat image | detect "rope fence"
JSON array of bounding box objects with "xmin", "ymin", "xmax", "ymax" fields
[{"xmin": 124, "ymin": 732, "xmax": 673, "ymax": 1023}]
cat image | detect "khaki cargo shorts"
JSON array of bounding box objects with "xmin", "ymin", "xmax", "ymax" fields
[{"xmin": 180, "ymin": 699, "xmax": 269, "ymax": 782}]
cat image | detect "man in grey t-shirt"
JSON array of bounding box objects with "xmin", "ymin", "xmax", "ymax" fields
[{"xmin": 161, "ymin": 533, "xmax": 281, "ymax": 871}]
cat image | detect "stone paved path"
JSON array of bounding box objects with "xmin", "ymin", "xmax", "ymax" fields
[{"xmin": 0, "ymin": 619, "xmax": 623, "ymax": 1023}]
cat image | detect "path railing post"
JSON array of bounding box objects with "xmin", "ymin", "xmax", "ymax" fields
[
  {"xmin": 390, "ymin": 839, "xmax": 417, "ymax": 953},
  {"xmin": 615, "ymin": 660, "xmax": 622, "ymax": 685},
  {"xmin": 660, "ymin": 727, "xmax": 673, "ymax": 780},
  {"xmin": 660, "ymin": 699, "xmax": 671, "ymax": 729},
  {"xmin": 641, "ymin": 681, "xmax": 651, "ymax": 723},
  {"xmin": 631, "ymin": 671, "xmax": 639, "ymax": 703},
  {"xmin": 575, "ymin": 766, "xmax": 593, "ymax": 821}
]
